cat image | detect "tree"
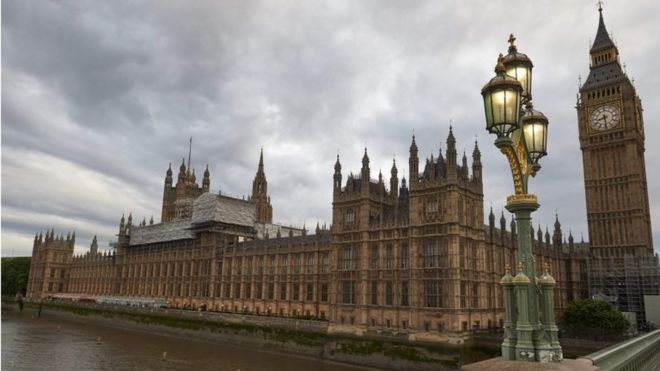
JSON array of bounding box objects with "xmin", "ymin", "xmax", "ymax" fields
[
  {"xmin": 561, "ymin": 298, "xmax": 630, "ymax": 339},
  {"xmin": 1, "ymin": 257, "xmax": 31, "ymax": 298}
]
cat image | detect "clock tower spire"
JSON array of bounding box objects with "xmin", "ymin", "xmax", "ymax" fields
[{"xmin": 576, "ymin": 5, "xmax": 652, "ymax": 258}]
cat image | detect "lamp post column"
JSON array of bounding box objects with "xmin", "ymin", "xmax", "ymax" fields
[
  {"xmin": 540, "ymin": 263, "xmax": 563, "ymax": 362},
  {"xmin": 500, "ymin": 265, "xmax": 516, "ymax": 360},
  {"xmin": 512, "ymin": 261, "xmax": 534, "ymax": 361},
  {"xmin": 505, "ymin": 196, "xmax": 539, "ymax": 325},
  {"xmin": 506, "ymin": 195, "xmax": 547, "ymax": 361}
]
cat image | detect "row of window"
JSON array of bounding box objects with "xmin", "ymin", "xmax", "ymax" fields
[
  {"xmin": 343, "ymin": 240, "xmax": 474, "ymax": 270},
  {"xmin": 121, "ymin": 282, "xmax": 210, "ymax": 298},
  {"xmin": 369, "ymin": 243, "xmax": 409, "ymax": 269},
  {"xmin": 341, "ymin": 280, "xmax": 442, "ymax": 308},
  {"xmin": 586, "ymin": 85, "xmax": 620, "ymax": 100},
  {"xmin": 226, "ymin": 253, "xmax": 330, "ymax": 275},
  {"xmin": 121, "ymin": 260, "xmax": 211, "ymax": 278},
  {"xmin": 222, "ymin": 282, "xmax": 329, "ymax": 302},
  {"xmin": 370, "ymin": 281, "xmax": 408, "ymax": 306}
]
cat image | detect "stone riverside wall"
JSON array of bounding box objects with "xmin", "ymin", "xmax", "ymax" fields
[
  {"xmin": 11, "ymin": 300, "xmax": 498, "ymax": 370},
  {"xmin": 137, "ymin": 304, "xmax": 329, "ymax": 333}
]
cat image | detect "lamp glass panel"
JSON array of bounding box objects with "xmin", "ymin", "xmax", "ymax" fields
[
  {"xmin": 504, "ymin": 88, "xmax": 519, "ymax": 124},
  {"xmin": 484, "ymin": 94, "xmax": 493, "ymax": 127},
  {"xmin": 486, "ymin": 87, "xmax": 520, "ymax": 136},
  {"xmin": 523, "ymin": 121, "xmax": 547, "ymax": 158},
  {"xmin": 491, "ymin": 90, "xmax": 506, "ymax": 124},
  {"xmin": 507, "ymin": 66, "xmax": 531, "ymax": 96}
]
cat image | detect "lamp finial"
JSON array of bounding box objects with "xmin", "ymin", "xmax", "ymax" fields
[{"xmin": 495, "ymin": 53, "xmax": 506, "ymax": 73}]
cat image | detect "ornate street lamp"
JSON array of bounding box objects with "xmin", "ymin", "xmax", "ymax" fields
[
  {"xmin": 503, "ymin": 34, "xmax": 533, "ymax": 99},
  {"xmin": 481, "ymin": 54, "xmax": 522, "ymax": 141},
  {"xmin": 481, "ymin": 34, "xmax": 562, "ymax": 363},
  {"xmin": 521, "ymin": 102, "xmax": 549, "ymax": 168}
]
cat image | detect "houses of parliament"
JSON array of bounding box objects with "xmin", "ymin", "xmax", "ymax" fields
[{"xmin": 26, "ymin": 7, "xmax": 657, "ymax": 338}]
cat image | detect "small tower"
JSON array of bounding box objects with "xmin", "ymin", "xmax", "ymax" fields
[
  {"xmin": 165, "ymin": 163, "xmax": 173, "ymax": 186},
  {"xmin": 333, "ymin": 155, "xmax": 342, "ymax": 196},
  {"xmin": 252, "ymin": 148, "xmax": 273, "ymax": 224},
  {"xmin": 472, "ymin": 140, "xmax": 482, "ymax": 184},
  {"xmin": 161, "ymin": 164, "xmax": 174, "ymax": 222},
  {"xmin": 361, "ymin": 148, "xmax": 370, "ymax": 184},
  {"xmin": 90, "ymin": 235, "xmax": 98, "ymax": 254},
  {"xmin": 409, "ymin": 135, "xmax": 419, "ymax": 186},
  {"xmin": 445, "ymin": 127, "xmax": 458, "ymax": 181},
  {"xmin": 390, "ymin": 159, "xmax": 398, "ymax": 199},
  {"xmin": 446, "ymin": 127, "xmax": 457, "ymax": 167},
  {"xmin": 553, "ymin": 214, "xmax": 563, "ymax": 248},
  {"xmin": 202, "ymin": 165, "xmax": 210, "ymax": 193},
  {"xmin": 119, "ymin": 214, "xmax": 126, "ymax": 236},
  {"xmin": 178, "ymin": 158, "xmax": 187, "ymax": 183},
  {"xmin": 400, "ymin": 175, "xmax": 409, "ymax": 212},
  {"xmin": 461, "ymin": 151, "xmax": 469, "ymax": 179}
]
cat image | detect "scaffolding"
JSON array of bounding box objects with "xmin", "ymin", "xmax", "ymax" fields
[{"xmin": 589, "ymin": 254, "xmax": 660, "ymax": 329}]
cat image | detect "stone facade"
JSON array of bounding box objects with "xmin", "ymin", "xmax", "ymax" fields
[
  {"xmin": 27, "ymin": 134, "xmax": 589, "ymax": 340},
  {"xmin": 27, "ymin": 230, "xmax": 75, "ymax": 296}
]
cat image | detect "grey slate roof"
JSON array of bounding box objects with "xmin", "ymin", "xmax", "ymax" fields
[
  {"xmin": 129, "ymin": 193, "xmax": 308, "ymax": 246},
  {"xmin": 582, "ymin": 62, "xmax": 628, "ymax": 91},
  {"xmin": 581, "ymin": 10, "xmax": 628, "ymax": 91},
  {"xmin": 254, "ymin": 223, "xmax": 303, "ymax": 239},
  {"xmin": 591, "ymin": 10, "xmax": 615, "ymax": 52},
  {"xmin": 129, "ymin": 220, "xmax": 194, "ymax": 246},
  {"xmin": 129, "ymin": 193, "xmax": 255, "ymax": 246},
  {"xmin": 191, "ymin": 193, "xmax": 255, "ymax": 227}
]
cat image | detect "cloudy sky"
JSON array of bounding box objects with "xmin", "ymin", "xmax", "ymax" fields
[{"xmin": 2, "ymin": 0, "xmax": 659, "ymax": 257}]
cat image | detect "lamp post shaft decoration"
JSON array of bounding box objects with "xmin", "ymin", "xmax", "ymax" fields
[{"xmin": 481, "ymin": 34, "xmax": 561, "ymax": 363}]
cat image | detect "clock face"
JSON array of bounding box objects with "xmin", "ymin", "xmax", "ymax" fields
[{"xmin": 590, "ymin": 104, "xmax": 620, "ymax": 131}]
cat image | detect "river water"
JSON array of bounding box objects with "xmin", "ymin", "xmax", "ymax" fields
[{"xmin": 2, "ymin": 309, "xmax": 374, "ymax": 371}]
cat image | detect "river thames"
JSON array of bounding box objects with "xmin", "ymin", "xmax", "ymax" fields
[{"xmin": 2, "ymin": 309, "xmax": 375, "ymax": 371}]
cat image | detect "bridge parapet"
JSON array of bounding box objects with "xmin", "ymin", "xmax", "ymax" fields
[{"xmin": 580, "ymin": 329, "xmax": 660, "ymax": 371}]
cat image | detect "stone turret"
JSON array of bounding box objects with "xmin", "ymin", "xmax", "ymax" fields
[{"xmin": 252, "ymin": 149, "xmax": 273, "ymax": 223}]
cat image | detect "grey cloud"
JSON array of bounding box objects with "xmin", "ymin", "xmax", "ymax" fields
[{"xmin": 2, "ymin": 0, "xmax": 659, "ymax": 256}]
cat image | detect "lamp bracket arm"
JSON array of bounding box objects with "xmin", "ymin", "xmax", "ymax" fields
[{"xmin": 499, "ymin": 137, "xmax": 529, "ymax": 194}]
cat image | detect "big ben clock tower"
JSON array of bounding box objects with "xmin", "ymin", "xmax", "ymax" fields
[{"xmin": 577, "ymin": 5, "xmax": 653, "ymax": 258}]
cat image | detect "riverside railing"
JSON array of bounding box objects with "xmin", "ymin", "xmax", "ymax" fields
[{"xmin": 580, "ymin": 328, "xmax": 660, "ymax": 371}]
